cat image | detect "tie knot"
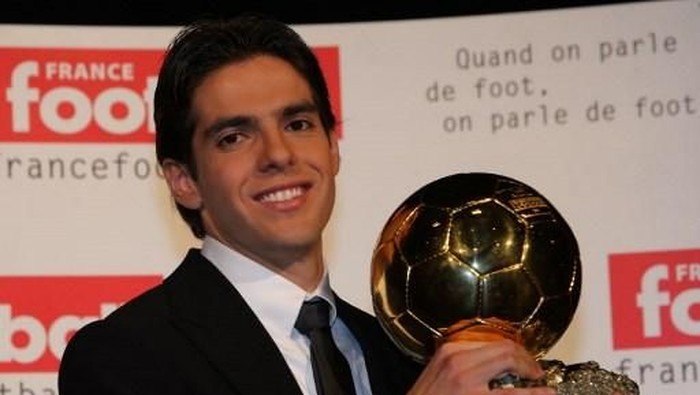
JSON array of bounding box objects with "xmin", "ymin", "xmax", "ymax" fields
[{"xmin": 295, "ymin": 298, "xmax": 331, "ymax": 335}]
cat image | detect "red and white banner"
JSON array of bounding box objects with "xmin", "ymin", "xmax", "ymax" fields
[{"xmin": 610, "ymin": 249, "xmax": 700, "ymax": 349}]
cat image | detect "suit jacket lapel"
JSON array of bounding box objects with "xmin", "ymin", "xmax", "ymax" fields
[{"xmin": 164, "ymin": 250, "xmax": 302, "ymax": 395}]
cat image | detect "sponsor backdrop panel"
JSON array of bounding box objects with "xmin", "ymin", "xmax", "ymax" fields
[{"xmin": 1, "ymin": 1, "xmax": 698, "ymax": 394}]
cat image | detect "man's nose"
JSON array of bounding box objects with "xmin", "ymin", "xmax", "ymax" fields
[{"xmin": 257, "ymin": 128, "xmax": 295, "ymax": 172}]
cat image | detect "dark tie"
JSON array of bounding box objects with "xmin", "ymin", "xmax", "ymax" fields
[{"xmin": 294, "ymin": 298, "xmax": 357, "ymax": 395}]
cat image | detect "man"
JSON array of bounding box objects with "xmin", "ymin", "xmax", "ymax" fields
[{"xmin": 58, "ymin": 14, "xmax": 553, "ymax": 395}]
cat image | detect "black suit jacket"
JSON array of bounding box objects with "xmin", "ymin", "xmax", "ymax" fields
[{"xmin": 58, "ymin": 249, "xmax": 421, "ymax": 395}]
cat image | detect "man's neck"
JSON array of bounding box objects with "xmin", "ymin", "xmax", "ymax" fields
[{"xmin": 205, "ymin": 234, "xmax": 326, "ymax": 292}]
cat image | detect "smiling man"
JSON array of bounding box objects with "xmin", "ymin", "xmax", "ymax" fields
[
  {"xmin": 58, "ymin": 14, "xmax": 553, "ymax": 395},
  {"xmin": 167, "ymin": 54, "xmax": 339, "ymax": 289}
]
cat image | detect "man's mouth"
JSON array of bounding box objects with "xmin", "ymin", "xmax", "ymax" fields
[{"xmin": 257, "ymin": 186, "xmax": 306, "ymax": 203}]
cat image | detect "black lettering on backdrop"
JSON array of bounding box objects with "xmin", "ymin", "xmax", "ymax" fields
[{"xmin": 423, "ymin": 30, "xmax": 696, "ymax": 135}]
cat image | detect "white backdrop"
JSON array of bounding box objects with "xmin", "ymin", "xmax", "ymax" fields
[{"xmin": 1, "ymin": 0, "xmax": 698, "ymax": 394}]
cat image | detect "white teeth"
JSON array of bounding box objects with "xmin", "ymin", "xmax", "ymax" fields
[{"xmin": 259, "ymin": 187, "xmax": 303, "ymax": 203}]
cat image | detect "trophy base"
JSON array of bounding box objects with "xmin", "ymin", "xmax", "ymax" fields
[{"xmin": 489, "ymin": 359, "xmax": 639, "ymax": 395}]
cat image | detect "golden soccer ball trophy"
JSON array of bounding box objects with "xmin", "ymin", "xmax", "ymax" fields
[{"xmin": 371, "ymin": 172, "xmax": 639, "ymax": 395}]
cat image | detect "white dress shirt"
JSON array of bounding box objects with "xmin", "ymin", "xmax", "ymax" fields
[{"xmin": 201, "ymin": 236, "xmax": 372, "ymax": 395}]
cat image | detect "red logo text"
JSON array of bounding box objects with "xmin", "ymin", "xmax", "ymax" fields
[
  {"xmin": 0, "ymin": 276, "xmax": 160, "ymax": 372},
  {"xmin": 609, "ymin": 249, "xmax": 700, "ymax": 349},
  {"xmin": 0, "ymin": 49, "xmax": 162, "ymax": 143}
]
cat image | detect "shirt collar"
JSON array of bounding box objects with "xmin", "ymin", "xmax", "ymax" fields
[{"xmin": 201, "ymin": 236, "xmax": 338, "ymax": 336}]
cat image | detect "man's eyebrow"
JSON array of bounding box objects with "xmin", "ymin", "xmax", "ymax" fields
[
  {"xmin": 201, "ymin": 115, "xmax": 254, "ymax": 140},
  {"xmin": 282, "ymin": 101, "xmax": 319, "ymax": 118}
]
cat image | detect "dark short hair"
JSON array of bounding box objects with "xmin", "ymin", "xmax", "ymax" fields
[{"xmin": 154, "ymin": 14, "xmax": 337, "ymax": 238}]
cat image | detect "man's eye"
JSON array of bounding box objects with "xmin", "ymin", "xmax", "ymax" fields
[
  {"xmin": 216, "ymin": 131, "xmax": 246, "ymax": 147},
  {"xmin": 287, "ymin": 119, "xmax": 312, "ymax": 132}
]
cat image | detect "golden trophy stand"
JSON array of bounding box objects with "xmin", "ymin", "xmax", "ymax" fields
[{"xmin": 442, "ymin": 322, "xmax": 639, "ymax": 395}]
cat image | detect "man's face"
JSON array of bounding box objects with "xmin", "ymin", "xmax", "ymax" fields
[{"xmin": 165, "ymin": 55, "xmax": 339, "ymax": 268}]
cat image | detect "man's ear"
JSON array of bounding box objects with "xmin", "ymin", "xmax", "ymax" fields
[
  {"xmin": 329, "ymin": 131, "xmax": 340, "ymax": 175},
  {"xmin": 161, "ymin": 159, "xmax": 202, "ymax": 210}
]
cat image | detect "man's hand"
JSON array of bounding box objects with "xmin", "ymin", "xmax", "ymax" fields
[{"xmin": 407, "ymin": 339, "xmax": 556, "ymax": 395}]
